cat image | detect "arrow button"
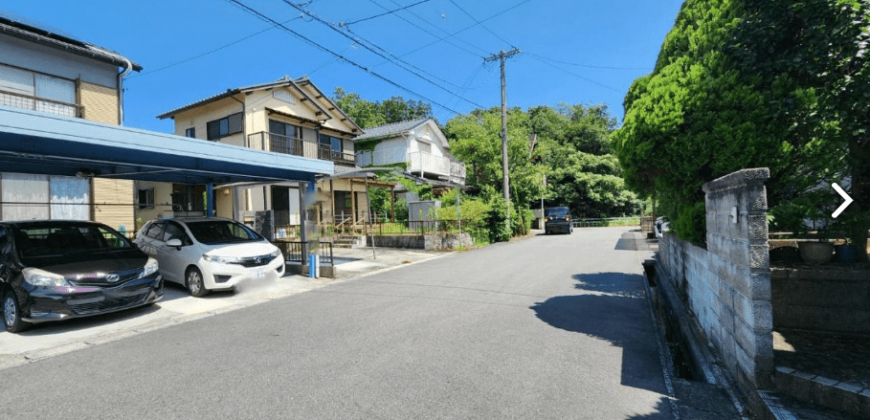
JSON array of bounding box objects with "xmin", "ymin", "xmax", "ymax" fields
[{"xmin": 832, "ymin": 183, "xmax": 853, "ymax": 218}]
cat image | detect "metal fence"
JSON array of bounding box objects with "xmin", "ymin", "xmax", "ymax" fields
[{"xmin": 272, "ymin": 240, "xmax": 334, "ymax": 267}]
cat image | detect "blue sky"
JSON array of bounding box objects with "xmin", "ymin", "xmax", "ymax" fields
[{"xmin": 4, "ymin": 0, "xmax": 684, "ymax": 133}]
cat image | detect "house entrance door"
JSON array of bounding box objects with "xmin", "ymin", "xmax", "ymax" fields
[
  {"xmin": 271, "ymin": 186, "xmax": 290, "ymax": 226},
  {"xmin": 334, "ymin": 191, "xmax": 351, "ymax": 223}
]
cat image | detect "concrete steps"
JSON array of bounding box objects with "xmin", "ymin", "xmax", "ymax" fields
[
  {"xmin": 330, "ymin": 235, "xmax": 360, "ymax": 249},
  {"xmin": 770, "ymin": 366, "xmax": 870, "ymax": 419}
]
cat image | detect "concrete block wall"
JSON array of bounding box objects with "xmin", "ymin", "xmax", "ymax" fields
[
  {"xmin": 658, "ymin": 168, "xmax": 774, "ymax": 394},
  {"xmin": 772, "ymin": 267, "xmax": 870, "ymax": 334}
]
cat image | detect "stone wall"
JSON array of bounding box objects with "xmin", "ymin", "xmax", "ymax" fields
[
  {"xmin": 772, "ymin": 266, "xmax": 870, "ymax": 334},
  {"xmin": 657, "ymin": 168, "xmax": 774, "ymax": 393}
]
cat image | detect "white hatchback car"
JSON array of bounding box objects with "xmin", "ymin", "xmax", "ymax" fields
[{"xmin": 134, "ymin": 217, "xmax": 284, "ymax": 297}]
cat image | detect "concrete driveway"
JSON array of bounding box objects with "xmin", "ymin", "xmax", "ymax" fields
[{"xmin": 0, "ymin": 247, "xmax": 445, "ymax": 369}]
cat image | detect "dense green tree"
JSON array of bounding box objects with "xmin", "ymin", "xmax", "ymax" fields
[
  {"xmin": 332, "ymin": 87, "xmax": 432, "ymax": 129},
  {"xmin": 615, "ymin": 0, "xmax": 870, "ymax": 250}
]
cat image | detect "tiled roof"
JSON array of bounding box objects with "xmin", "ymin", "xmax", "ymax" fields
[{"xmin": 354, "ymin": 118, "xmax": 430, "ymax": 141}]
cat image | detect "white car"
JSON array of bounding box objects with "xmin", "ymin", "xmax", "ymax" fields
[{"xmin": 134, "ymin": 217, "xmax": 284, "ymax": 297}]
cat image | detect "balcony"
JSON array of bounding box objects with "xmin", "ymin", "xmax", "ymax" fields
[
  {"xmin": 0, "ymin": 89, "xmax": 82, "ymax": 118},
  {"xmin": 356, "ymin": 148, "xmax": 466, "ymax": 184},
  {"xmin": 247, "ymin": 132, "xmax": 304, "ymax": 157},
  {"xmin": 318, "ymin": 145, "xmax": 356, "ymax": 166}
]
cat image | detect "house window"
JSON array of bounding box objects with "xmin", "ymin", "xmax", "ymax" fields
[
  {"xmin": 0, "ymin": 64, "xmax": 77, "ymax": 117},
  {"xmin": 185, "ymin": 127, "xmax": 195, "ymax": 138},
  {"xmin": 206, "ymin": 112, "xmax": 243, "ymax": 140},
  {"xmin": 138, "ymin": 188, "xmax": 155, "ymax": 209},
  {"xmin": 319, "ymin": 134, "xmax": 342, "ymax": 154},
  {"xmin": 268, "ymin": 120, "xmax": 301, "ymax": 139}
]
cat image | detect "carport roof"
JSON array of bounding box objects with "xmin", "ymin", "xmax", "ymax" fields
[{"xmin": 0, "ymin": 106, "xmax": 332, "ymax": 185}]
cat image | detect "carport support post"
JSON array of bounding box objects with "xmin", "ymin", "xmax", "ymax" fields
[
  {"xmin": 206, "ymin": 183, "xmax": 214, "ymax": 217},
  {"xmin": 299, "ymin": 181, "xmax": 315, "ymax": 274}
]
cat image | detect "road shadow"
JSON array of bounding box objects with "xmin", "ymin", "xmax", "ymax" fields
[
  {"xmin": 615, "ymin": 231, "xmax": 652, "ymax": 251},
  {"xmin": 530, "ymin": 272, "xmax": 670, "ymax": 401},
  {"xmin": 624, "ymin": 398, "xmax": 673, "ymax": 420},
  {"xmin": 572, "ymin": 273, "xmax": 646, "ymax": 299}
]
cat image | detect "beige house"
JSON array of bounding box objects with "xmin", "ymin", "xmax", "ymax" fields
[
  {"xmin": 0, "ymin": 13, "xmax": 141, "ymax": 232},
  {"xmin": 156, "ymin": 76, "xmax": 386, "ymax": 236}
]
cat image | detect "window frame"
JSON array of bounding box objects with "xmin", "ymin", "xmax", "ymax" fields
[
  {"xmin": 206, "ymin": 112, "xmax": 243, "ymax": 141},
  {"xmin": 185, "ymin": 127, "xmax": 196, "ymax": 138},
  {"xmin": 138, "ymin": 188, "xmax": 155, "ymax": 209}
]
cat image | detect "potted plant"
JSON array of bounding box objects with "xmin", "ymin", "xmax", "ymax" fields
[{"xmin": 771, "ymin": 195, "xmax": 835, "ymax": 263}]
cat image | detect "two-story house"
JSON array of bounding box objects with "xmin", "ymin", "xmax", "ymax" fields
[
  {"xmin": 156, "ymin": 75, "xmax": 382, "ymax": 236},
  {"xmin": 0, "ymin": 12, "xmax": 142, "ymax": 231},
  {"xmin": 354, "ymin": 118, "xmax": 466, "ymax": 187}
]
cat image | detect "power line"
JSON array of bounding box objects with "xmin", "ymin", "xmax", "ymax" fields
[
  {"xmin": 342, "ymin": 0, "xmax": 432, "ymax": 26},
  {"xmin": 446, "ymin": 0, "xmax": 516, "ymax": 48},
  {"xmin": 127, "ymin": 16, "xmax": 302, "ymax": 80},
  {"xmin": 389, "ymin": 0, "xmax": 535, "ymax": 60},
  {"xmin": 281, "ymin": 0, "xmax": 486, "ymax": 107},
  {"xmin": 528, "ymin": 52, "xmax": 652, "ymax": 70},
  {"xmin": 528, "ymin": 54, "xmax": 623, "ymax": 93},
  {"xmin": 225, "ymin": 0, "xmax": 465, "ymax": 115},
  {"xmin": 368, "ymin": 0, "xmax": 486, "ymax": 57}
]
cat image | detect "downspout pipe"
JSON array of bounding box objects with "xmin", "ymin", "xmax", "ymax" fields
[{"xmin": 117, "ymin": 56, "xmax": 132, "ymax": 125}]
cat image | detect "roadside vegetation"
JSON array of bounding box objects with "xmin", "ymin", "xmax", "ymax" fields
[{"xmin": 615, "ymin": 0, "xmax": 870, "ymax": 254}]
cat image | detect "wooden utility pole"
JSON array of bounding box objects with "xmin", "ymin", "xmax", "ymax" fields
[{"xmin": 484, "ymin": 48, "xmax": 520, "ymax": 231}]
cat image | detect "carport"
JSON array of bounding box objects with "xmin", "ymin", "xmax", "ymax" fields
[{"xmin": 0, "ymin": 105, "xmax": 330, "ymax": 248}]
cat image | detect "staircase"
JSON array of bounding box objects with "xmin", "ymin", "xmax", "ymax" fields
[{"xmin": 331, "ymin": 234, "xmax": 360, "ymax": 249}]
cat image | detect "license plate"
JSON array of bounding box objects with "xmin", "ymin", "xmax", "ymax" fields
[{"xmin": 252, "ymin": 268, "xmax": 267, "ymax": 278}]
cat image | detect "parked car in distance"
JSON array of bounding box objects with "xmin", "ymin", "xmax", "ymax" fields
[
  {"xmin": 545, "ymin": 206, "xmax": 574, "ymax": 234},
  {"xmin": 655, "ymin": 217, "xmax": 670, "ymax": 238},
  {"xmin": 135, "ymin": 217, "xmax": 284, "ymax": 297},
  {"xmin": 0, "ymin": 220, "xmax": 163, "ymax": 333}
]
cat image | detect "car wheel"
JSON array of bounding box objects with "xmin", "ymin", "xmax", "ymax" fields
[
  {"xmin": 185, "ymin": 267, "xmax": 209, "ymax": 297},
  {"xmin": 3, "ymin": 290, "xmax": 31, "ymax": 333}
]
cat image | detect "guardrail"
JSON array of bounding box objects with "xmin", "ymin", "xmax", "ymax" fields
[{"xmin": 571, "ymin": 217, "xmax": 642, "ymax": 228}]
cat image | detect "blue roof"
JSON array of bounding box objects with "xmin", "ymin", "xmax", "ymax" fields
[{"xmin": 0, "ymin": 106, "xmax": 331, "ymax": 184}]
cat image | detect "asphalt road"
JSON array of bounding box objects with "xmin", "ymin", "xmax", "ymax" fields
[{"xmin": 0, "ymin": 227, "xmax": 680, "ymax": 420}]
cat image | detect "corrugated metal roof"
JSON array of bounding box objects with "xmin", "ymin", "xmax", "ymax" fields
[{"xmin": 353, "ymin": 118, "xmax": 430, "ymax": 141}]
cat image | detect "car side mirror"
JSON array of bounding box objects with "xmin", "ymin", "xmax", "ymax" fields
[{"xmin": 166, "ymin": 238, "xmax": 182, "ymax": 248}]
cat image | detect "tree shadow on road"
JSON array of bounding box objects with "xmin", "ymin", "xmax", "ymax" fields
[{"xmin": 530, "ymin": 272, "xmax": 673, "ymax": 417}]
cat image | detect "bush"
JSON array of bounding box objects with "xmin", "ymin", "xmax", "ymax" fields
[{"xmin": 672, "ymin": 201, "xmax": 706, "ymax": 245}]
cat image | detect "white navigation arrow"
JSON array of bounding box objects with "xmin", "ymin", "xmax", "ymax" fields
[{"xmin": 832, "ymin": 183, "xmax": 854, "ymax": 218}]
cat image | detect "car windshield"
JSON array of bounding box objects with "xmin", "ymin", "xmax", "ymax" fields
[
  {"xmin": 16, "ymin": 224, "xmax": 132, "ymax": 258},
  {"xmin": 545, "ymin": 207, "xmax": 569, "ymax": 218},
  {"xmin": 185, "ymin": 221, "xmax": 263, "ymax": 245}
]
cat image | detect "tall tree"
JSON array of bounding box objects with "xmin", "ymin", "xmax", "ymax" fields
[{"xmin": 332, "ymin": 87, "xmax": 433, "ymax": 129}]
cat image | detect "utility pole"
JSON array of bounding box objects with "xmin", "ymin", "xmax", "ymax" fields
[{"xmin": 484, "ymin": 48, "xmax": 520, "ymax": 233}]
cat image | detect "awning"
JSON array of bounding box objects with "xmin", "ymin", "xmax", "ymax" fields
[{"xmin": 0, "ymin": 106, "xmax": 332, "ymax": 184}]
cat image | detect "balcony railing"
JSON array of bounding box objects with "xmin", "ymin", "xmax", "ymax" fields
[
  {"xmin": 0, "ymin": 89, "xmax": 82, "ymax": 118},
  {"xmin": 408, "ymin": 151, "xmax": 466, "ymax": 184},
  {"xmin": 356, "ymin": 147, "xmax": 466, "ymax": 184},
  {"xmin": 318, "ymin": 145, "xmax": 356, "ymax": 166},
  {"xmin": 247, "ymin": 132, "xmax": 304, "ymax": 157}
]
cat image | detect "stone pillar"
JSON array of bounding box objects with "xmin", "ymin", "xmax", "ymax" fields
[{"xmin": 702, "ymin": 168, "xmax": 773, "ymax": 389}]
